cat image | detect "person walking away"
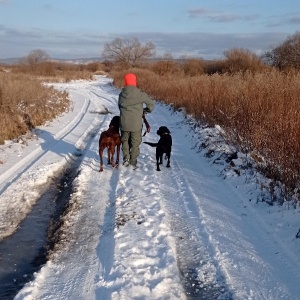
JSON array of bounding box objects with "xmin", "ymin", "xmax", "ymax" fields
[{"xmin": 118, "ymin": 73, "xmax": 155, "ymax": 169}]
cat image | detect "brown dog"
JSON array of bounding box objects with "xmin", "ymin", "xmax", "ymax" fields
[{"xmin": 99, "ymin": 116, "xmax": 121, "ymax": 172}]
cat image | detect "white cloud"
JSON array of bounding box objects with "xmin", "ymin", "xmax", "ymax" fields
[
  {"xmin": 188, "ymin": 8, "xmax": 213, "ymax": 18},
  {"xmin": 188, "ymin": 7, "xmax": 260, "ymax": 24}
]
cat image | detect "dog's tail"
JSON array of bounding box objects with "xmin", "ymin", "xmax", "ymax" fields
[{"xmin": 143, "ymin": 142, "xmax": 158, "ymax": 147}]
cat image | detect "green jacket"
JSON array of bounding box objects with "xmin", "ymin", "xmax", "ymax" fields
[{"xmin": 118, "ymin": 86, "xmax": 155, "ymax": 132}]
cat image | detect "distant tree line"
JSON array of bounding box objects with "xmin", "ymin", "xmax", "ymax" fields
[
  {"xmin": 101, "ymin": 32, "xmax": 300, "ymax": 73},
  {"xmin": 16, "ymin": 31, "xmax": 300, "ymax": 74}
]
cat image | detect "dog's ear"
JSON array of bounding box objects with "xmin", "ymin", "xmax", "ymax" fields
[
  {"xmin": 157, "ymin": 127, "xmax": 164, "ymax": 135},
  {"xmin": 164, "ymin": 127, "xmax": 170, "ymax": 134},
  {"xmin": 160, "ymin": 126, "xmax": 170, "ymax": 134},
  {"xmin": 157, "ymin": 126, "xmax": 170, "ymax": 135}
]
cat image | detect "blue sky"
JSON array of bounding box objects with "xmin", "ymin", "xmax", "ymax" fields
[{"xmin": 0, "ymin": 0, "xmax": 299, "ymax": 60}]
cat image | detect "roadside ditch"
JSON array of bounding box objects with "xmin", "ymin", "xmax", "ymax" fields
[{"xmin": 0, "ymin": 151, "xmax": 84, "ymax": 299}]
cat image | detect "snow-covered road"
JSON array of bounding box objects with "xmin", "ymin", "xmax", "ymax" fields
[{"xmin": 0, "ymin": 76, "xmax": 300, "ymax": 300}]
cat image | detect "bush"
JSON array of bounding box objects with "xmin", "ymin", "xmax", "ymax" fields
[
  {"xmin": 182, "ymin": 59, "xmax": 205, "ymax": 76},
  {"xmin": 223, "ymin": 48, "xmax": 267, "ymax": 74}
]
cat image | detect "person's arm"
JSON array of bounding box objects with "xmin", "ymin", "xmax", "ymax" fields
[{"xmin": 141, "ymin": 91, "xmax": 155, "ymax": 113}]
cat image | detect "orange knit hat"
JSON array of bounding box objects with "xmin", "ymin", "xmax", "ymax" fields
[{"xmin": 124, "ymin": 73, "xmax": 137, "ymax": 86}]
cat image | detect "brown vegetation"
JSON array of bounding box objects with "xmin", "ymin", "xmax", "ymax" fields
[
  {"xmin": 0, "ymin": 60, "xmax": 103, "ymax": 144},
  {"xmin": 13, "ymin": 61, "xmax": 103, "ymax": 82},
  {"xmin": 0, "ymin": 72, "xmax": 69, "ymax": 143}
]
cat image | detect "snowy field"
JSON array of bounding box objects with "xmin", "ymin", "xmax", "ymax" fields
[{"xmin": 0, "ymin": 76, "xmax": 300, "ymax": 299}]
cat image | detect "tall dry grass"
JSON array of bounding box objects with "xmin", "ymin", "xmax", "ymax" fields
[
  {"xmin": 12, "ymin": 61, "xmax": 104, "ymax": 82},
  {"xmin": 111, "ymin": 68, "xmax": 300, "ymax": 201},
  {"xmin": 0, "ymin": 72, "xmax": 69, "ymax": 144},
  {"xmin": 0, "ymin": 61, "xmax": 104, "ymax": 144}
]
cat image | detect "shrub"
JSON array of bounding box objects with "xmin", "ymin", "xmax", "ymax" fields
[
  {"xmin": 182, "ymin": 59, "xmax": 205, "ymax": 76},
  {"xmin": 223, "ymin": 48, "xmax": 267, "ymax": 74}
]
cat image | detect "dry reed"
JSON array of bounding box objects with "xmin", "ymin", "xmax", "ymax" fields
[
  {"xmin": 0, "ymin": 72, "xmax": 69, "ymax": 144},
  {"xmin": 13, "ymin": 61, "xmax": 102, "ymax": 82},
  {"xmin": 0, "ymin": 61, "xmax": 104, "ymax": 144}
]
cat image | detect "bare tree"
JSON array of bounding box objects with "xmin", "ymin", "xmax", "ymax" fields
[
  {"xmin": 20, "ymin": 49, "xmax": 50, "ymax": 66},
  {"xmin": 101, "ymin": 37, "xmax": 156, "ymax": 67},
  {"xmin": 262, "ymin": 31, "xmax": 300, "ymax": 70}
]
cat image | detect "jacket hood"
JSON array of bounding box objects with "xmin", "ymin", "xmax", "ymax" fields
[{"xmin": 120, "ymin": 86, "xmax": 140, "ymax": 101}]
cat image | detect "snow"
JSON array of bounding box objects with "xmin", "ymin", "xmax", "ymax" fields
[{"xmin": 0, "ymin": 76, "xmax": 300, "ymax": 299}]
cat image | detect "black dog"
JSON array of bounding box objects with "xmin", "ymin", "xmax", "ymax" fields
[{"xmin": 144, "ymin": 126, "xmax": 172, "ymax": 171}]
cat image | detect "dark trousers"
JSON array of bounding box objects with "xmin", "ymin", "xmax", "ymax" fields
[{"xmin": 121, "ymin": 130, "xmax": 142, "ymax": 166}]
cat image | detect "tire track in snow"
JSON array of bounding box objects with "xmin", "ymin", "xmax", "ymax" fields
[
  {"xmin": 0, "ymin": 98, "xmax": 91, "ymax": 196},
  {"xmin": 147, "ymin": 104, "xmax": 231, "ymax": 298},
  {"xmin": 210, "ymin": 176, "xmax": 300, "ymax": 299},
  {"xmin": 28, "ymin": 125, "xmax": 121, "ymax": 300},
  {"xmin": 154, "ymin": 158, "xmax": 232, "ymax": 299},
  {"xmin": 0, "ymin": 79, "xmax": 112, "ymax": 240}
]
